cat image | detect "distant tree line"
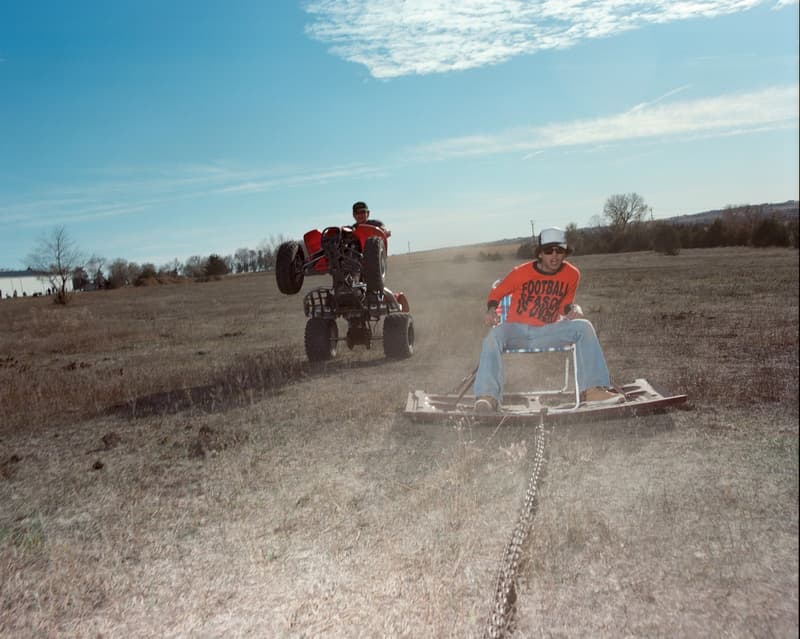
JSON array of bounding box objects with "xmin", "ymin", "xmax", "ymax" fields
[
  {"xmin": 72, "ymin": 239, "xmax": 283, "ymax": 291},
  {"xmin": 17, "ymin": 197, "xmax": 798, "ymax": 306},
  {"xmin": 67, "ymin": 235, "xmax": 291, "ymax": 292},
  {"xmin": 517, "ymin": 194, "xmax": 799, "ymax": 259},
  {"xmin": 18, "ymin": 229, "xmax": 290, "ymax": 304}
]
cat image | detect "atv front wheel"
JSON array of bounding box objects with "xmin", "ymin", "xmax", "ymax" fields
[
  {"xmin": 383, "ymin": 313, "xmax": 414, "ymax": 359},
  {"xmin": 305, "ymin": 317, "xmax": 338, "ymax": 361},
  {"xmin": 276, "ymin": 241, "xmax": 305, "ymax": 295},
  {"xmin": 363, "ymin": 236, "xmax": 386, "ymax": 292}
]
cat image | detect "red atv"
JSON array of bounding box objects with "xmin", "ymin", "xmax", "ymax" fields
[{"xmin": 275, "ymin": 224, "xmax": 414, "ymax": 362}]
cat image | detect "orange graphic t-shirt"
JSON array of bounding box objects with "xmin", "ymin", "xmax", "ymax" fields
[{"xmin": 487, "ymin": 261, "xmax": 580, "ymax": 327}]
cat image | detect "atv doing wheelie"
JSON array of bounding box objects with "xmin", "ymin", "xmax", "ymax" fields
[{"xmin": 275, "ymin": 223, "xmax": 414, "ymax": 362}]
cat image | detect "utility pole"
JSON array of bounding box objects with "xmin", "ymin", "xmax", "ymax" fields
[{"xmin": 530, "ymin": 220, "xmax": 535, "ymax": 240}]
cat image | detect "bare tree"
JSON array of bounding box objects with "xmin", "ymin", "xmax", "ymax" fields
[
  {"xmin": 260, "ymin": 234, "xmax": 287, "ymax": 271},
  {"xmin": 182, "ymin": 255, "xmax": 207, "ymax": 279},
  {"xmin": 565, "ymin": 222, "xmax": 580, "ymax": 253},
  {"xmin": 234, "ymin": 247, "xmax": 251, "ymax": 273},
  {"xmin": 600, "ymin": 193, "xmax": 652, "ymax": 251},
  {"xmin": 85, "ymin": 254, "xmax": 107, "ymax": 289},
  {"xmin": 72, "ymin": 267, "xmax": 89, "ymax": 291},
  {"xmin": 26, "ymin": 226, "xmax": 85, "ymax": 304},
  {"xmin": 107, "ymin": 258, "xmax": 130, "ymax": 289},
  {"xmin": 603, "ymin": 193, "xmax": 651, "ymax": 232},
  {"xmin": 159, "ymin": 258, "xmax": 181, "ymax": 277}
]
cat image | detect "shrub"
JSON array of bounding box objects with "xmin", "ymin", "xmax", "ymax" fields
[
  {"xmin": 134, "ymin": 263, "xmax": 158, "ymax": 286},
  {"xmin": 652, "ymin": 223, "xmax": 681, "ymax": 255},
  {"xmin": 751, "ymin": 216, "xmax": 790, "ymax": 247},
  {"xmin": 205, "ymin": 254, "xmax": 229, "ymax": 278},
  {"xmin": 477, "ymin": 251, "xmax": 503, "ymax": 262},
  {"xmin": 516, "ymin": 242, "xmax": 535, "ymax": 259}
]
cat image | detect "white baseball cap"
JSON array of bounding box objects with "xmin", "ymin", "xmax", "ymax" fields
[{"xmin": 538, "ymin": 227, "xmax": 568, "ymax": 248}]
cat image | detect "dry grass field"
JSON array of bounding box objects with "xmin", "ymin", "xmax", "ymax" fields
[{"xmin": 1, "ymin": 246, "xmax": 797, "ymax": 638}]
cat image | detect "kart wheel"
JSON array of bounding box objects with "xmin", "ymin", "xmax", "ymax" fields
[
  {"xmin": 305, "ymin": 317, "xmax": 338, "ymax": 362},
  {"xmin": 383, "ymin": 312, "xmax": 414, "ymax": 359},
  {"xmin": 363, "ymin": 236, "xmax": 386, "ymax": 293},
  {"xmin": 276, "ymin": 241, "xmax": 305, "ymax": 295}
]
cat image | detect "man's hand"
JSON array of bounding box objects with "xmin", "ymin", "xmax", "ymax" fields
[{"xmin": 564, "ymin": 304, "xmax": 584, "ymax": 320}]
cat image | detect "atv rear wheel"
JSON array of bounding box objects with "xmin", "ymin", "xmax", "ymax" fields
[
  {"xmin": 305, "ymin": 317, "xmax": 338, "ymax": 361},
  {"xmin": 363, "ymin": 236, "xmax": 386, "ymax": 292},
  {"xmin": 276, "ymin": 241, "xmax": 305, "ymax": 295},
  {"xmin": 383, "ymin": 312, "xmax": 414, "ymax": 359}
]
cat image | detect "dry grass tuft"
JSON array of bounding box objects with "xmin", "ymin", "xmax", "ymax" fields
[{"xmin": 113, "ymin": 346, "xmax": 306, "ymax": 419}]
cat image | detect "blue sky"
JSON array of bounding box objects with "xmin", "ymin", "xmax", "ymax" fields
[{"xmin": 1, "ymin": 0, "xmax": 798, "ymax": 269}]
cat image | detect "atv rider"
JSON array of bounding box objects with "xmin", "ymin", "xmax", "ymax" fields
[
  {"xmin": 473, "ymin": 226, "xmax": 623, "ymax": 414},
  {"xmin": 352, "ymin": 201, "xmax": 391, "ymax": 237}
]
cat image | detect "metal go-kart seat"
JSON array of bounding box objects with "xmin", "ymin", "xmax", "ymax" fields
[{"xmin": 498, "ymin": 294, "xmax": 580, "ymax": 411}]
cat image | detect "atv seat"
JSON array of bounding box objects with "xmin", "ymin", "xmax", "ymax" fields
[{"xmin": 498, "ymin": 294, "xmax": 580, "ymax": 410}]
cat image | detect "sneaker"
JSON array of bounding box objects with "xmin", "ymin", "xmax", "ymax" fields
[
  {"xmin": 582, "ymin": 387, "xmax": 625, "ymax": 406},
  {"xmin": 474, "ymin": 396, "xmax": 499, "ymax": 415}
]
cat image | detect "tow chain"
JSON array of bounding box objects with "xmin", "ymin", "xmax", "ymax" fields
[{"xmin": 482, "ymin": 409, "xmax": 550, "ymax": 639}]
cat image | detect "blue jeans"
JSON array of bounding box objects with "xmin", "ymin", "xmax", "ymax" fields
[{"xmin": 473, "ymin": 319, "xmax": 611, "ymax": 403}]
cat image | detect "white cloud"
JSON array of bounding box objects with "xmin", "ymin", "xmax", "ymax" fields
[
  {"xmin": 4, "ymin": 82, "xmax": 795, "ymax": 239},
  {"xmin": 411, "ymin": 85, "xmax": 799, "ymax": 159},
  {"xmin": 304, "ymin": 0, "xmax": 770, "ymax": 78},
  {"xmin": 628, "ymin": 85, "xmax": 693, "ymax": 113},
  {"xmin": 214, "ymin": 163, "xmax": 386, "ymax": 194}
]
